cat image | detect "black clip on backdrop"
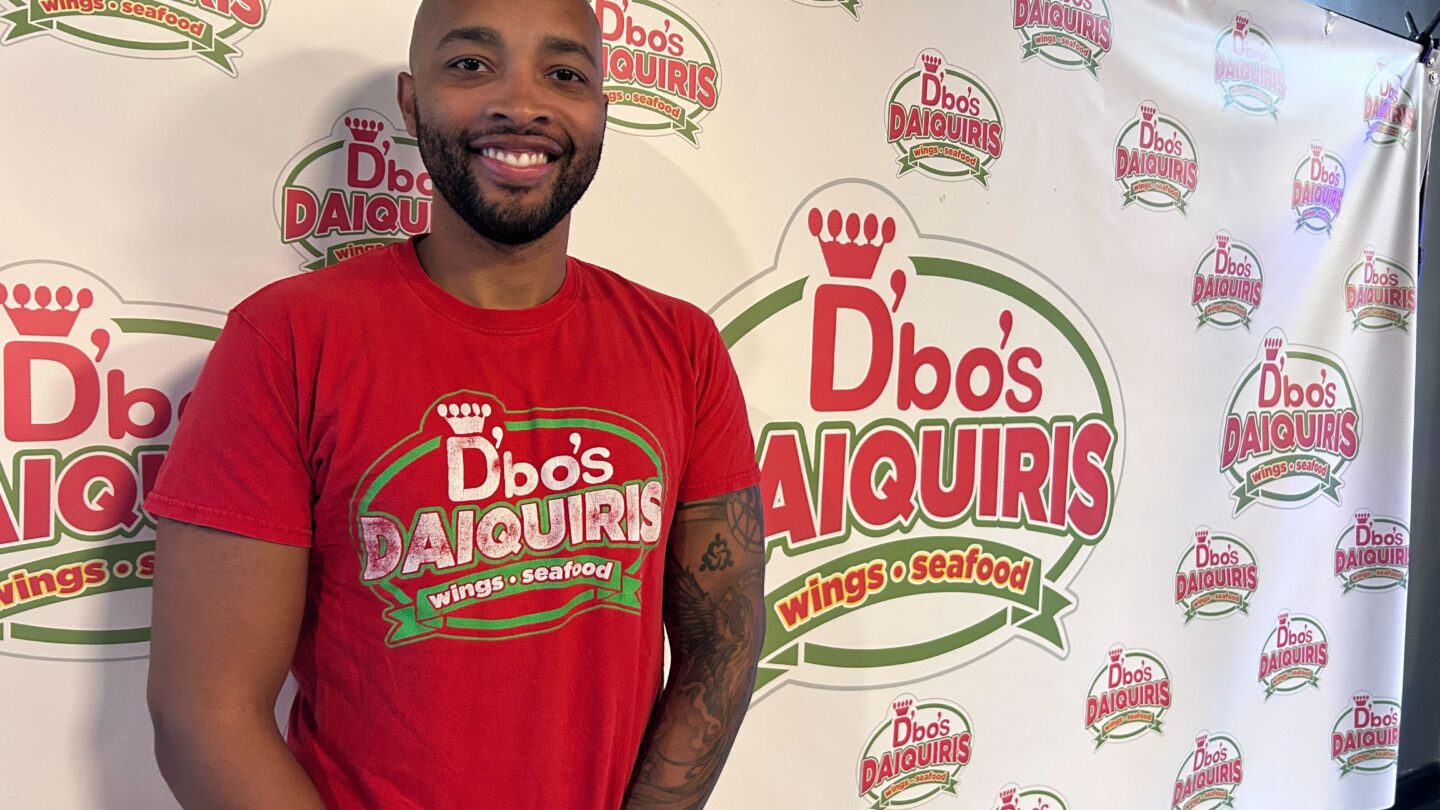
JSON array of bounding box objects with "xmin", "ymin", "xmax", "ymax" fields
[{"xmin": 1405, "ymin": 9, "xmax": 1440, "ymax": 63}]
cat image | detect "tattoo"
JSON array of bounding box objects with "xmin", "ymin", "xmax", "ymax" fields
[
  {"xmin": 699, "ymin": 534, "xmax": 734, "ymax": 572},
  {"xmin": 624, "ymin": 485, "xmax": 764, "ymax": 809}
]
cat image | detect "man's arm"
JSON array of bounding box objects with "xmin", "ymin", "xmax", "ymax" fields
[
  {"xmin": 624, "ymin": 484, "xmax": 765, "ymax": 809},
  {"xmin": 147, "ymin": 518, "xmax": 326, "ymax": 810}
]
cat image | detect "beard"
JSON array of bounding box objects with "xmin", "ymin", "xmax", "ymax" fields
[{"xmin": 414, "ymin": 105, "xmax": 602, "ymax": 246}]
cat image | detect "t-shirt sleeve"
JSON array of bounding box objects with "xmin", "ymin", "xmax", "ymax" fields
[
  {"xmin": 144, "ymin": 309, "xmax": 314, "ymax": 547},
  {"xmin": 676, "ymin": 313, "xmax": 761, "ymax": 502}
]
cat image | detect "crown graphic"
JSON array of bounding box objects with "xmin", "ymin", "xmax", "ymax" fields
[
  {"xmin": 1310, "ymin": 140, "xmax": 1325, "ymax": 159},
  {"xmin": 1233, "ymin": 12, "xmax": 1251, "ymax": 35},
  {"xmin": 1139, "ymin": 102, "xmax": 1158, "ymax": 122},
  {"xmin": 1, "ymin": 283, "xmax": 93, "ymax": 337},
  {"xmin": 1108, "ymin": 644, "xmax": 1125, "ymax": 664},
  {"xmin": 1377, "ymin": 58, "xmax": 1388, "ymax": 72},
  {"xmin": 437, "ymin": 401, "xmax": 492, "ymax": 435},
  {"xmin": 999, "ymin": 786, "xmax": 1018, "ymax": 808},
  {"xmin": 1196, "ymin": 733, "xmax": 1209, "ymax": 752},
  {"xmin": 1262, "ymin": 335, "xmax": 1284, "ymax": 361},
  {"xmin": 1196, "ymin": 528, "xmax": 1211, "ymax": 545},
  {"xmin": 1355, "ymin": 510, "xmax": 1372, "ymax": 526},
  {"xmin": 1277, "ymin": 610, "xmax": 1290, "ymax": 628},
  {"xmin": 345, "ymin": 116, "xmax": 385, "ymax": 144},
  {"xmin": 1353, "ymin": 693, "xmax": 1372, "ymax": 709},
  {"xmin": 809, "ymin": 208, "xmax": 896, "ymax": 280},
  {"xmin": 1363, "ymin": 246, "xmax": 1376, "ymax": 266},
  {"xmin": 892, "ymin": 697, "xmax": 913, "ymax": 717},
  {"xmin": 921, "ymin": 52, "xmax": 943, "ymax": 74},
  {"xmin": 1214, "ymin": 231, "xmax": 1231, "ymax": 250}
]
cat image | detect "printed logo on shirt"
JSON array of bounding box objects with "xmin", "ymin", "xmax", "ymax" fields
[
  {"xmin": 0, "ymin": 259, "xmax": 222, "ymax": 660},
  {"xmin": 276, "ymin": 109, "xmax": 433, "ymax": 271},
  {"xmin": 1114, "ymin": 101, "xmax": 1199, "ymax": 214},
  {"xmin": 592, "ymin": 0, "xmax": 720, "ymax": 146},
  {"xmin": 1332, "ymin": 693, "xmax": 1401, "ymax": 777},
  {"xmin": 1172, "ymin": 731, "xmax": 1244, "ymax": 810},
  {"xmin": 712, "ymin": 180, "xmax": 1122, "ymax": 697},
  {"xmin": 1175, "ymin": 526, "xmax": 1257, "ymax": 623},
  {"xmin": 856, "ymin": 694, "xmax": 973, "ymax": 809},
  {"xmin": 1213, "ymin": 11, "xmax": 1286, "ymax": 118},
  {"xmin": 351, "ymin": 392, "xmax": 666, "ymax": 645},
  {"xmin": 1344, "ymin": 246, "xmax": 1416, "ymax": 332},
  {"xmin": 1013, "ymin": 0, "xmax": 1114, "ymax": 77},
  {"xmin": 1365, "ymin": 59, "xmax": 1418, "ymax": 148},
  {"xmin": 0, "ymin": 0, "xmax": 266, "ymax": 75},
  {"xmin": 1191, "ymin": 230, "xmax": 1263, "ymax": 331},
  {"xmin": 1257, "ymin": 609, "xmax": 1328, "ymax": 699},
  {"xmin": 1292, "ymin": 141, "xmax": 1346, "ymax": 235},
  {"xmin": 887, "ymin": 49, "xmax": 1005, "ymax": 185},
  {"xmin": 990, "ymin": 782, "xmax": 1070, "ymax": 810},
  {"xmin": 1083, "ymin": 644, "xmax": 1171, "ymax": 748},
  {"xmin": 1220, "ymin": 329, "xmax": 1360, "ymax": 514},
  {"xmin": 1335, "ymin": 510, "xmax": 1408, "ymax": 593}
]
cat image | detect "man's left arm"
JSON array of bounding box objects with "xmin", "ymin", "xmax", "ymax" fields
[{"xmin": 624, "ymin": 483, "xmax": 765, "ymax": 809}]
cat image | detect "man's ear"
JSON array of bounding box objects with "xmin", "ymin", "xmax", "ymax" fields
[{"xmin": 397, "ymin": 72, "xmax": 419, "ymax": 137}]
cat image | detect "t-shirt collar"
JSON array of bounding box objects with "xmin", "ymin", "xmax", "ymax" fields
[{"xmin": 395, "ymin": 236, "xmax": 582, "ymax": 334}]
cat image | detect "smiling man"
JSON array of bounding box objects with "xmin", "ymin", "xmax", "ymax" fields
[{"xmin": 143, "ymin": 1, "xmax": 764, "ymax": 808}]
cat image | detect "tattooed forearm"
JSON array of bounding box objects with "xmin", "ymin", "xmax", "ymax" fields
[{"xmin": 623, "ymin": 485, "xmax": 765, "ymax": 810}]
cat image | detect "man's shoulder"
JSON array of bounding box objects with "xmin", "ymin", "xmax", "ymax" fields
[
  {"xmin": 232, "ymin": 243, "xmax": 402, "ymax": 327},
  {"xmin": 574, "ymin": 257, "xmax": 716, "ymax": 333}
]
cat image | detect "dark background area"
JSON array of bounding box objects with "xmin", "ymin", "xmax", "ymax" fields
[{"xmin": 1305, "ymin": 1, "xmax": 1440, "ymax": 807}]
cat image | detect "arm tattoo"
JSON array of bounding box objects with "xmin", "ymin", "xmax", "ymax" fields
[{"xmin": 624, "ymin": 485, "xmax": 765, "ymax": 809}]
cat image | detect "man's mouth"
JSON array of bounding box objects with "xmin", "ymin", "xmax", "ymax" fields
[{"xmin": 478, "ymin": 147, "xmax": 554, "ymax": 168}]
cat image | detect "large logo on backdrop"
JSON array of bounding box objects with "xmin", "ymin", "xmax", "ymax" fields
[
  {"xmin": 1113, "ymin": 101, "xmax": 1198, "ymax": 214},
  {"xmin": 1175, "ymin": 526, "xmax": 1257, "ymax": 623},
  {"xmin": 886, "ymin": 49, "xmax": 1006, "ymax": 185},
  {"xmin": 1213, "ymin": 11, "xmax": 1286, "ymax": 117},
  {"xmin": 991, "ymin": 783, "xmax": 1070, "ymax": 810},
  {"xmin": 0, "ymin": 260, "xmax": 221, "ymax": 660},
  {"xmin": 275, "ymin": 109, "xmax": 433, "ymax": 271},
  {"xmin": 1191, "ymin": 230, "xmax": 1262, "ymax": 331},
  {"xmin": 1343, "ymin": 246, "xmax": 1416, "ymax": 332},
  {"xmin": 351, "ymin": 393, "xmax": 666, "ymax": 645},
  {"xmin": 856, "ymin": 694, "xmax": 973, "ymax": 809},
  {"xmin": 1012, "ymin": 0, "xmax": 1113, "ymax": 77},
  {"xmin": 1364, "ymin": 59, "xmax": 1418, "ymax": 148},
  {"xmin": 1335, "ymin": 510, "xmax": 1408, "ymax": 594},
  {"xmin": 1292, "ymin": 140, "xmax": 1346, "ymax": 235},
  {"xmin": 1332, "ymin": 692, "xmax": 1401, "ymax": 777},
  {"xmin": 1083, "ymin": 643, "xmax": 1171, "ymax": 748},
  {"xmin": 592, "ymin": 0, "xmax": 720, "ymax": 146},
  {"xmin": 1220, "ymin": 329, "xmax": 1360, "ymax": 514},
  {"xmin": 0, "ymin": 0, "xmax": 266, "ymax": 74},
  {"xmin": 1172, "ymin": 731, "xmax": 1244, "ymax": 810},
  {"xmin": 713, "ymin": 181, "xmax": 1123, "ymax": 697},
  {"xmin": 1257, "ymin": 609, "xmax": 1328, "ymax": 699}
]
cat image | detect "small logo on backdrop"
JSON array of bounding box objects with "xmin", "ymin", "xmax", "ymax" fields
[
  {"xmin": 1191, "ymin": 230, "xmax": 1262, "ymax": 330},
  {"xmin": 1292, "ymin": 141, "xmax": 1346, "ymax": 235},
  {"xmin": 1175, "ymin": 526, "xmax": 1257, "ymax": 623},
  {"xmin": 275, "ymin": 109, "xmax": 433, "ymax": 271},
  {"xmin": 1257, "ymin": 609, "xmax": 1328, "ymax": 698},
  {"xmin": 1213, "ymin": 11, "xmax": 1286, "ymax": 117},
  {"xmin": 1083, "ymin": 644, "xmax": 1171, "ymax": 748},
  {"xmin": 1172, "ymin": 732, "xmax": 1244, "ymax": 810},
  {"xmin": 1220, "ymin": 329, "xmax": 1360, "ymax": 514},
  {"xmin": 1113, "ymin": 101, "xmax": 1198, "ymax": 214},
  {"xmin": 1344, "ymin": 246, "xmax": 1417, "ymax": 332},
  {"xmin": 991, "ymin": 783, "xmax": 1070, "ymax": 810},
  {"xmin": 0, "ymin": 0, "xmax": 266, "ymax": 74},
  {"xmin": 0, "ymin": 260, "xmax": 223, "ymax": 660},
  {"xmin": 886, "ymin": 49, "xmax": 1006, "ymax": 185},
  {"xmin": 1012, "ymin": 0, "xmax": 1114, "ymax": 76},
  {"xmin": 593, "ymin": 0, "xmax": 720, "ymax": 146},
  {"xmin": 857, "ymin": 694, "xmax": 973, "ymax": 809},
  {"xmin": 1364, "ymin": 59, "xmax": 1418, "ymax": 147},
  {"xmin": 1335, "ymin": 510, "xmax": 1408, "ymax": 593},
  {"xmin": 787, "ymin": 0, "xmax": 861, "ymax": 19},
  {"xmin": 1332, "ymin": 693, "xmax": 1401, "ymax": 777}
]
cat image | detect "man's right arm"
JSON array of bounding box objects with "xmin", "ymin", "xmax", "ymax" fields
[{"xmin": 147, "ymin": 518, "xmax": 326, "ymax": 810}]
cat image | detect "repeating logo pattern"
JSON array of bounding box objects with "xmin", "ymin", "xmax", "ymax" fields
[
  {"xmin": 1257, "ymin": 610, "xmax": 1328, "ymax": 698},
  {"xmin": 857, "ymin": 694, "xmax": 973, "ymax": 809},
  {"xmin": 887, "ymin": 50, "xmax": 1006, "ymax": 185},
  {"xmin": 1175, "ymin": 526, "xmax": 1257, "ymax": 622},
  {"xmin": 1012, "ymin": 0, "xmax": 1113, "ymax": 76},
  {"xmin": 1191, "ymin": 230, "xmax": 1263, "ymax": 330},
  {"xmin": 1213, "ymin": 11, "xmax": 1286, "ymax": 117},
  {"xmin": 1083, "ymin": 644, "xmax": 1172, "ymax": 747},
  {"xmin": 1343, "ymin": 246, "xmax": 1417, "ymax": 332},
  {"xmin": 1334, "ymin": 510, "xmax": 1408, "ymax": 593},
  {"xmin": 1113, "ymin": 101, "xmax": 1199, "ymax": 214},
  {"xmin": 0, "ymin": 0, "xmax": 267, "ymax": 74},
  {"xmin": 593, "ymin": 0, "xmax": 720, "ymax": 146}
]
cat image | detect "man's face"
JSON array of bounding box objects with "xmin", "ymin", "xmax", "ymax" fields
[{"xmin": 402, "ymin": 0, "xmax": 607, "ymax": 246}]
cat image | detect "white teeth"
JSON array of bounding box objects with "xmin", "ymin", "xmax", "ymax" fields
[{"xmin": 480, "ymin": 148, "xmax": 548, "ymax": 168}]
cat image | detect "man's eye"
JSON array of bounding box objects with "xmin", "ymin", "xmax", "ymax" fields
[
  {"xmin": 550, "ymin": 68, "xmax": 586, "ymax": 83},
  {"xmin": 451, "ymin": 58, "xmax": 486, "ymax": 71}
]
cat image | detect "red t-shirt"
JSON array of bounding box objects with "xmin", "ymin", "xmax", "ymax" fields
[{"xmin": 146, "ymin": 238, "xmax": 760, "ymax": 810}]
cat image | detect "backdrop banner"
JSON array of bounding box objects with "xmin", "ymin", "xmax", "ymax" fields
[{"xmin": 0, "ymin": 0, "xmax": 1434, "ymax": 808}]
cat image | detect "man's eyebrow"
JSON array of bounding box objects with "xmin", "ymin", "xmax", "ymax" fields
[
  {"xmin": 540, "ymin": 34, "xmax": 598, "ymax": 68},
  {"xmin": 437, "ymin": 26, "xmax": 502, "ymax": 50}
]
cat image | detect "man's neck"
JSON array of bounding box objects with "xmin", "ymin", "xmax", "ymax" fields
[{"xmin": 414, "ymin": 202, "xmax": 570, "ymax": 310}]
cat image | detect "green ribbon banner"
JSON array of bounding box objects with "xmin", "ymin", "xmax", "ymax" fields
[
  {"xmin": 867, "ymin": 769, "xmax": 957, "ymax": 810},
  {"xmin": 1265, "ymin": 668, "xmax": 1319, "ymax": 698},
  {"xmin": 305, "ymin": 238, "xmax": 401, "ymax": 271},
  {"xmin": 0, "ymin": 540, "xmax": 155, "ymax": 622},
  {"xmin": 2, "ymin": 2, "xmax": 240, "ymax": 71},
  {"xmin": 1222, "ymin": 85, "xmax": 1280, "ymax": 119},
  {"xmin": 1092, "ymin": 713, "xmax": 1163, "ymax": 749},
  {"xmin": 1184, "ymin": 591, "xmax": 1249, "ymax": 622},
  {"xmin": 1231, "ymin": 453, "xmax": 1343, "ymax": 511},
  {"xmin": 383, "ymin": 554, "xmax": 641, "ymax": 643},
  {"xmin": 1343, "ymin": 569, "xmax": 1407, "ymax": 593},
  {"xmin": 1199, "ymin": 301, "xmax": 1253, "ymax": 329},
  {"xmin": 898, "ymin": 141, "xmax": 991, "ymax": 185},
  {"xmin": 1021, "ymin": 32, "xmax": 1101, "ymax": 75},
  {"xmin": 1339, "ymin": 749, "xmax": 1397, "ymax": 776},
  {"xmin": 834, "ymin": 0, "xmax": 860, "ymax": 18},
  {"xmin": 610, "ymin": 88, "xmax": 702, "ymax": 145},
  {"xmin": 1123, "ymin": 181, "xmax": 1188, "ymax": 212}
]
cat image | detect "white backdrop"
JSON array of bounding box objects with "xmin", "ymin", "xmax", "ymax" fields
[{"xmin": 0, "ymin": 0, "xmax": 1434, "ymax": 808}]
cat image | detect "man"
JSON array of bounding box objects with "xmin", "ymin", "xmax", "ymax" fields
[{"xmin": 144, "ymin": 1, "xmax": 764, "ymax": 807}]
